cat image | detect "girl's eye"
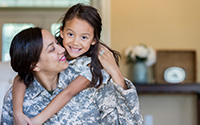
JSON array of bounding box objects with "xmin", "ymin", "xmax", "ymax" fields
[
  {"xmin": 81, "ymin": 36, "xmax": 88, "ymax": 40},
  {"xmin": 67, "ymin": 33, "xmax": 73, "ymax": 37}
]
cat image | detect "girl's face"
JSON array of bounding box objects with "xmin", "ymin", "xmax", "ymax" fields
[
  {"xmin": 35, "ymin": 30, "xmax": 68, "ymax": 74},
  {"xmin": 61, "ymin": 17, "xmax": 96, "ymax": 59}
]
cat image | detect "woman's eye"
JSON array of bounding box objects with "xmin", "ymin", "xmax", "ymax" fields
[
  {"xmin": 81, "ymin": 36, "xmax": 88, "ymax": 40},
  {"xmin": 50, "ymin": 47, "xmax": 55, "ymax": 52},
  {"xmin": 56, "ymin": 41, "xmax": 59, "ymax": 44},
  {"xmin": 67, "ymin": 33, "xmax": 73, "ymax": 37}
]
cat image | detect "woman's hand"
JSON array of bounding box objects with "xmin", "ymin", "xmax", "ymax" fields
[
  {"xmin": 14, "ymin": 112, "xmax": 33, "ymax": 125},
  {"xmin": 98, "ymin": 44, "xmax": 127, "ymax": 89}
]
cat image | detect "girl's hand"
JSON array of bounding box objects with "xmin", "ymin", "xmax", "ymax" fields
[
  {"xmin": 14, "ymin": 113, "xmax": 33, "ymax": 125},
  {"xmin": 98, "ymin": 44, "xmax": 127, "ymax": 89},
  {"xmin": 30, "ymin": 117, "xmax": 42, "ymax": 125}
]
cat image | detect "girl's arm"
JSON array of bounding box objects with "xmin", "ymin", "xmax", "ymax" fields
[
  {"xmin": 31, "ymin": 75, "xmax": 90, "ymax": 124},
  {"xmin": 12, "ymin": 75, "xmax": 33, "ymax": 125},
  {"xmin": 98, "ymin": 44, "xmax": 127, "ymax": 89}
]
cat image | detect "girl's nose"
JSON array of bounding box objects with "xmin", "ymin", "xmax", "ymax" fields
[{"xmin": 71, "ymin": 37, "xmax": 79, "ymax": 45}]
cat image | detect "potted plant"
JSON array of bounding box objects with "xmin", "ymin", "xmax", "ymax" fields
[{"xmin": 124, "ymin": 44, "xmax": 156, "ymax": 83}]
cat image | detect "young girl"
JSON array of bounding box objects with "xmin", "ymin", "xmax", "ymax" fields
[{"xmin": 13, "ymin": 3, "xmax": 143, "ymax": 125}]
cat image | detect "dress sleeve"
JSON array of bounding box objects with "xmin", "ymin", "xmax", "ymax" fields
[
  {"xmin": 69, "ymin": 56, "xmax": 93, "ymax": 81},
  {"xmin": 79, "ymin": 66, "xmax": 92, "ymax": 81},
  {"xmin": 94, "ymin": 78, "xmax": 143, "ymax": 125},
  {"xmin": 71, "ymin": 56, "xmax": 110, "ymax": 85}
]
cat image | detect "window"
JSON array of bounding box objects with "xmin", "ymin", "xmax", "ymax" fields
[
  {"xmin": 0, "ymin": 0, "xmax": 91, "ymax": 8},
  {"xmin": 51, "ymin": 23, "xmax": 61, "ymax": 37},
  {"xmin": 2, "ymin": 23, "xmax": 34, "ymax": 62},
  {"xmin": 1, "ymin": 23, "xmax": 61, "ymax": 62}
]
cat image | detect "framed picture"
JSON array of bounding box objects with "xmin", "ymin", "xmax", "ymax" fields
[{"xmin": 155, "ymin": 50, "xmax": 196, "ymax": 84}]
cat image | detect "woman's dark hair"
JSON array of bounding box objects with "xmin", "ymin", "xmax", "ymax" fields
[
  {"xmin": 10, "ymin": 27, "xmax": 43, "ymax": 87},
  {"xmin": 57, "ymin": 4, "xmax": 121, "ymax": 88}
]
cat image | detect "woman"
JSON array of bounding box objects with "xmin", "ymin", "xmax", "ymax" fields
[{"xmin": 1, "ymin": 27, "xmax": 70, "ymax": 124}]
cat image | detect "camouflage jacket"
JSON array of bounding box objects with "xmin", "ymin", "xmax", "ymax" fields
[{"xmin": 1, "ymin": 56, "xmax": 143, "ymax": 125}]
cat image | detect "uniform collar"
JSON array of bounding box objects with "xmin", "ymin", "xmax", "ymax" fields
[{"xmin": 28, "ymin": 74, "xmax": 66, "ymax": 99}]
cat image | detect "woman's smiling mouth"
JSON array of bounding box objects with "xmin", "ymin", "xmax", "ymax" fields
[{"xmin": 59, "ymin": 55, "xmax": 66, "ymax": 61}]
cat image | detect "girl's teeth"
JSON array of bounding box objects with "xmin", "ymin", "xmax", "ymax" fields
[{"xmin": 71, "ymin": 48, "xmax": 80, "ymax": 52}]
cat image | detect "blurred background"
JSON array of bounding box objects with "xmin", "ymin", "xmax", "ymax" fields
[{"xmin": 0, "ymin": 0, "xmax": 200, "ymax": 125}]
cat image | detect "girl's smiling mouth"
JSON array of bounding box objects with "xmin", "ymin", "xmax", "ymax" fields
[{"xmin": 69, "ymin": 46, "xmax": 81, "ymax": 52}]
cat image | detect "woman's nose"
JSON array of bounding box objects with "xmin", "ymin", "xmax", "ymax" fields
[{"xmin": 57, "ymin": 44, "xmax": 65, "ymax": 54}]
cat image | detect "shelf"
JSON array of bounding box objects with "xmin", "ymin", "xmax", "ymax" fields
[
  {"xmin": 134, "ymin": 83, "xmax": 200, "ymax": 94},
  {"xmin": 134, "ymin": 83, "xmax": 200, "ymax": 125}
]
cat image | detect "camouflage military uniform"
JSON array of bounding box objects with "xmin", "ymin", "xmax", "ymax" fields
[{"xmin": 1, "ymin": 56, "xmax": 143, "ymax": 125}]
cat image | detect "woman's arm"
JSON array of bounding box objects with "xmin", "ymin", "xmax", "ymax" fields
[
  {"xmin": 98, "ymin": 44, "xmax": 127, "ymax": 89},
  {"xmin": 31, "ymin": 75, "xmax": 90, "ymax": 124},
  {"xmin": 12, "ymin": 75, "xmax": 33, "ymax": 125}
]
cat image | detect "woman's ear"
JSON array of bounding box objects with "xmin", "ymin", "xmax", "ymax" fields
[
  {"xmin": 91, "ymin": 39, "xmax": 96, "ymax": 45},
  {"xmin": 32, "ymin": 63, "xmax": 40, "ymax": 72}
]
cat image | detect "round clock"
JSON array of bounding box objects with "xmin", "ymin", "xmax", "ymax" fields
[{"xmin": 164, "ymin": 67, "xmax": 186, "ymax": 83}]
